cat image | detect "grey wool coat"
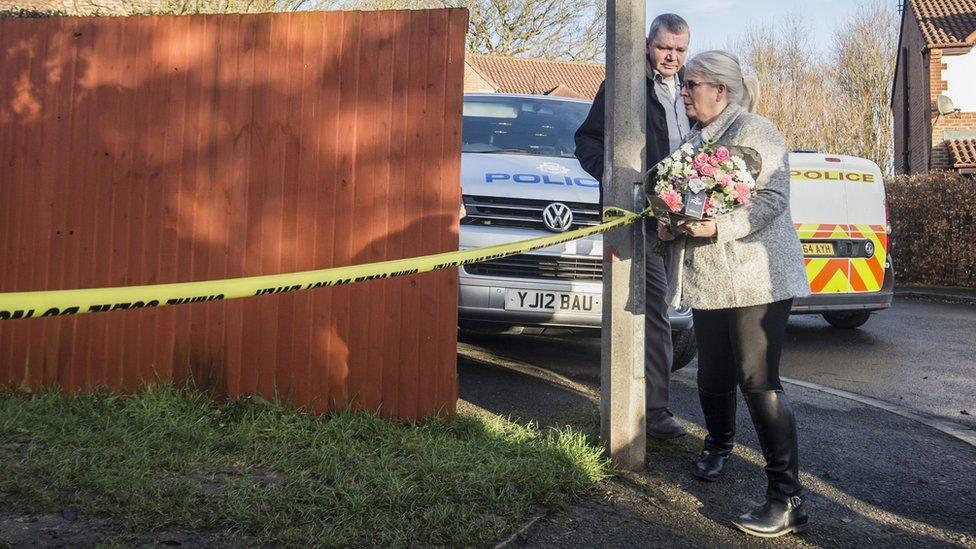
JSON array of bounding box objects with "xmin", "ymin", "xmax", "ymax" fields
[{"xmin": 667, "ymin": 103, "xmax": 810, "ymax": 310}]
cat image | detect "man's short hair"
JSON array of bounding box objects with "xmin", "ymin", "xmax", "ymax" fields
[{"xmin": 648, "ymin": 13, "xmax": 690, "ymax": 42}]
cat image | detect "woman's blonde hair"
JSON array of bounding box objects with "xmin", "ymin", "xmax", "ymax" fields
[{"xmin": 685, "ymin": 50, "xmax": 760, "ymax": 113}]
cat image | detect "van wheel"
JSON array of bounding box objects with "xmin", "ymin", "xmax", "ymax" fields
[
  {"xmin": 671, "ymin": 327, "xmax": 697, "ymax": 372},
  {"xmin": 822, "ymin": 311, "xmax": 871, "ymax": 329}
]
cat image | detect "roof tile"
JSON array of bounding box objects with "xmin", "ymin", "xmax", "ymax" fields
[
  {"xmin": 948, "ymin": 139, "xmax": 976, "ymax": 167},
  {"xmin": 465, "ymin": 54, "xmax": 605, "ymax": 99},
  {"xmin": 908, "ymin": 0, "xmax": 976, "ymax": 48}
]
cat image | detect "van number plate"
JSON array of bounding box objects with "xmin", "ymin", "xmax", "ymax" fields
[
  {"xmin": 802, "ymin": 242, "xmax": 835, "ymax": 256},
  {"xmin": 505, "ymin": 290, "xmax": 600, "ymax": 313}
]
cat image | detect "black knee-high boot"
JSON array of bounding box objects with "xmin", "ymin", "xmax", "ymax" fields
[
  {"xmin": 694, "ymin": 389, "xmax": 736, "ymax": 482},
  {"xmin": 733, "ymin": 390, "xmax": 808, "ymax": 538}
]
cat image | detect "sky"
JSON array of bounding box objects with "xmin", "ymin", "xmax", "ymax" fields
[{"xmin": 644, "ymin": 0, "xmax": 901, "ymax": 54}]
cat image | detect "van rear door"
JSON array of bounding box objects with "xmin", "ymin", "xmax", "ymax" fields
[{"xmin": 840, "ymin": 157, "xmax": 888, "ymax": 293}]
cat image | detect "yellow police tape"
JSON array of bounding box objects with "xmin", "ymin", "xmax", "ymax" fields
[{"xmin": 0, "ymin": 207, "xmax": 649, "ymax": 320}]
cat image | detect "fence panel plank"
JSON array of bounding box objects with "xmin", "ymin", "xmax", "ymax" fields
[{"xmin": 0, "ymin": 10, "xmax": 464, "ymax": 419}]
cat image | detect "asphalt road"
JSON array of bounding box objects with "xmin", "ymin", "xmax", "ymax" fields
[
  {"xmin": 458, "ymin": 295, "xmax": 976, "ymax": 547},
  {"xmin": 782, "ymin": 298, "xmax": 975, "ymax": 430},
  {"xmin": 463, "ymin": 296, "xmax": 976, "ymax": 432}
]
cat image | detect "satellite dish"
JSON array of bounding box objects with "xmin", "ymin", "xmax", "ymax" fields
[{"xmin": 936, "ymin": 94, "xmax": 957, "ymax": 115}]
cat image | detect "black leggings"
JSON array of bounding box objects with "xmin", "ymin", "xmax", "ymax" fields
[{"xmin": 693, "ymin": 299, "xmax": 793, "ymax": 394}]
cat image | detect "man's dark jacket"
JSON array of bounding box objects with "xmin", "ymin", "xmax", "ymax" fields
[{"xmin": 574, "ymin": 68, "xmax": 686, "ymax": 183}]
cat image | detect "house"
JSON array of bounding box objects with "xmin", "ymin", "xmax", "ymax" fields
[
  {"xmin": 464, "ymin": 54, "xmax": 605, "ymax": 100},
  {"xmin": 892, "ymin": 0, "xmax": 976, "ymax": 175}
]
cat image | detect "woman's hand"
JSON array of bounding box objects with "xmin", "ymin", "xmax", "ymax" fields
[
  {"xmin": 681, "ymin": 219, "xmax": 717, "ymax": 238},
  {"xmin": 657, "ymin": 224, "xmax": 675, "ymax": 241}
]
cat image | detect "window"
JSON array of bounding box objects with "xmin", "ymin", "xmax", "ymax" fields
[{"xmin": 462, "ymin": 96, "xmax": 591, "ymax": 158}]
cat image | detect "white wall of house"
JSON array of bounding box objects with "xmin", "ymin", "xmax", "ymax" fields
[{"xmin": 943, "ymin": 50, "xmax": 976, "ymax": 112}]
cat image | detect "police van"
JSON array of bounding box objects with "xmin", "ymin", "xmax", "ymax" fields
[
  {"xmin": 457, "ymin": 93, "xmax": 892, "ymax": 370},
  {"xmin": 789, "ymin": 153, "xmax": 894, "ymax": 327}
]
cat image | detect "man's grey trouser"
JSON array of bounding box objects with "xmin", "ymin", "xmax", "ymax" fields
[{"xmin": 644, "ymin": 221, "xmax": 673, "ymax": 411}]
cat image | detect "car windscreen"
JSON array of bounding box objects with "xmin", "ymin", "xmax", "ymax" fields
[{"xmin": 462, "ymin": 96, "xmax": 591, "ymax": 158}]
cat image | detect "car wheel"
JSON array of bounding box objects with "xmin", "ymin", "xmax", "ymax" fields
[
  {"xmin": 671, "ymin": 327, "xmax": 697, "ymax": 372},
  {"xmin": 822, "ymin": 311, "xmax": 872, "ymax": 329}
]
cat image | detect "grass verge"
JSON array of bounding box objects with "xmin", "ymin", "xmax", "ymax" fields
[{"xmin": 0, "ymin": 386, "xmax": 609, "ymax": 546}]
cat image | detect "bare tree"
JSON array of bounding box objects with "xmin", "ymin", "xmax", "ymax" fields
[
  {"xmin": 737, "ymin": 1, "xmax": 898, "ymax": 172},
  {"xmin": 342, "ymin": 0, "xmax": 435, "ymax": 8},
  {"xmin": 738, "ymin": 16, "xmax": 841, "ymax": 153},
  {"xmin": 347, "ymin": 0, "xmax": 606, "ymax": 62},
  {"xmin": 136, "ymin": 0, "xmax": 340, "ymax": 14},
  {"xmin": 832, "ymin": 0, "xmax": 898, "ymax": 172}
]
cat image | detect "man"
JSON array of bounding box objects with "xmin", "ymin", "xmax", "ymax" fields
[{"xmin": 574, "ymin": 13, "xmax": 692, "ymax": 439}]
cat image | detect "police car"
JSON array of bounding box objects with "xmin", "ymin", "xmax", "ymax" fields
[{"xmin": 458, "ymin": 93, "xmax": 698, "ymax": 370}]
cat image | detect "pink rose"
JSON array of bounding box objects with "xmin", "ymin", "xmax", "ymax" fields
[
  {"xmin": 709, "ymin": 155, "xmax": 721, "ymax": 167},
  {"xmin": 717, "ymin": 175, "xmax": 733, "ymax": 187},
  {"xmin": 713, "ymin": 147, "xmax": 731, "ymax": 163},
  {"xmin": 698, "ymin": 163, "xmax": 716, "ymax": 177},
  {"xmin": 693, "ymin": 152, "xmax": 710, "ymax": 169},
  {"xmin": 734, "ymin": 182, "xmax": 751, "ymax": 204},
  {"xmin": 660, "ymin": 189, "xmax": 683, "ymax": 212}
]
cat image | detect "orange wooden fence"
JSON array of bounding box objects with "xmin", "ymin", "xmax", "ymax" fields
[{"xmin": 0, "ymin": 9, "xmax": 466, "ymax": 419}]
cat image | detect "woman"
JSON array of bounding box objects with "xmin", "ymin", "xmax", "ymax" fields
[{"xmin": 658, "ymin": 50, "xmax": 811, "ymax": 538}]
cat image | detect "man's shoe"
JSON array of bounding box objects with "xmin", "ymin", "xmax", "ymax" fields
[
  {"xmin": 646, "ymin": 409, "xmax": 687, "ymax": 439},
  {"xmin": 732, "ymin": 495, "xmax": 809, "ymax": 538}
]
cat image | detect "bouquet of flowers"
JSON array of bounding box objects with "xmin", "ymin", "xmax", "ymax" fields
[{"xmin": 645, "ymin": 140, "xmax": 761, "ymax": 234}]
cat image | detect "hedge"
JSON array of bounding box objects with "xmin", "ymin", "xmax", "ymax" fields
[{"xmin": 885, "ymin": 172, "xmax": 976, "ymax": 288}]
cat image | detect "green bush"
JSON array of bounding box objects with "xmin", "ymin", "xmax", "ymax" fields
[{"xmin": 885, "ymin": 172, "xmax": 976, "ymax": 288}]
